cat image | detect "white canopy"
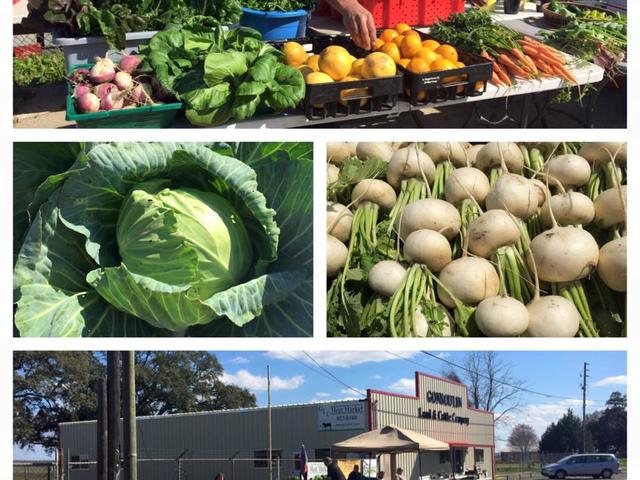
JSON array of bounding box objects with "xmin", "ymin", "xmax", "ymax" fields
[{"xmin": 332, "ymin": 424, "xmax": 450, "ymax": 453}]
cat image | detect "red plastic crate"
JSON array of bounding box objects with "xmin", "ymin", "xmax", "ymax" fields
[{"xmin": 360, "ymin": 0, "xmax": 464, "ymax": 29}]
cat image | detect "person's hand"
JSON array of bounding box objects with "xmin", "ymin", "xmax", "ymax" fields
[{"xmin": 340, "ymin": 0, "xmax": 377, "ymax": 50}]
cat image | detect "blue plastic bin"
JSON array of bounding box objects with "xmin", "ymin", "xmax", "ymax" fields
[{"xmin": 239, "ymin": 7, "xmax": 309, "ymax": 41}]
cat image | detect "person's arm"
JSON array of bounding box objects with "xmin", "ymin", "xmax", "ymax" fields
[{"xmin": 324, "ymin": 0, "xmax": 377, "ymax": 50}]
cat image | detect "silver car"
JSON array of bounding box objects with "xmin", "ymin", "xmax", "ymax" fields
[{"xmin": 541, "ymin": 454, "xmax": 620, "ymax": 479}]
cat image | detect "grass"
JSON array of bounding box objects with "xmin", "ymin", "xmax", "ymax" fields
[{"xmin": 12, "ymin": 466, "xmax": 54, "ymax": 480}]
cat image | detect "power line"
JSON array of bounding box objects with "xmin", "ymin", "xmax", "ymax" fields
[
  {"xmin": 301, "ymin": 352, "xmax": 366, "ymax": 397},
  {"xmin": 420, "ymin": 351, "xmax": 608, "ymax": 405}
]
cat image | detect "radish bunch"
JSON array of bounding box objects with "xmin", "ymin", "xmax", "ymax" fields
[
  {"xmin": 326, "ymin": 141, "xmax": 627, "ymax": 338},
  {"xmin": 71, "ymin": 53, "xmax": 170, "ymax": 114}
]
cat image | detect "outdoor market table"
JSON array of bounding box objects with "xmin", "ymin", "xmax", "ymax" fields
[{"xmin": 212, "ymin": 3, "xmax": 605, "ymax": 129}]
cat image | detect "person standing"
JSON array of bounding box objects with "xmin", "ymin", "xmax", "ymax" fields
[
  {"xmin": 348, "ymin": 464, "xmax": 363, "ymax": 480},
  {"xmin": 324, "ymin": 457, "xmax": 347, "ymax": 480},
  {"xmin": 395, "ymin": 467, "xmax": 406, "ymax": 480}
]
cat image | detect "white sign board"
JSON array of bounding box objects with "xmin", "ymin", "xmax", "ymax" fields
[
  {"xmin": 308, "ymin": 462, "xmax": 328, "ymax": 477},
  {"xmin": 362, "ymin": 459, "xmax": 378, "ymax": 477},
  {"xmin": 318, "ymin": 402, "xmax": 366, "ymax": 431}
]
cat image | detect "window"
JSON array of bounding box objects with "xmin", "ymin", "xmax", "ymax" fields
[
  {"xmin": 253, "ymin": 450, "xmax": 282, "ymax": 468},
  {"xmin": 315, "ymin": 448, "xmax": 331, "ymax": 461},
  {"xmin": 439, "ymin": 451, "xmax": 450, "ymax": 464},
  {"xmin": 474, "ymin": 449, "xmax": 484, "ymax": 463},
  {"xmin": 70, "ymin": 455, "xmax": 89, "ymax": 470}
]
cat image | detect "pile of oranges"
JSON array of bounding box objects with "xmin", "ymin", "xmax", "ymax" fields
[{"xmin": 374, "ymin": 23, "xmax": 464, "ymax": 75}]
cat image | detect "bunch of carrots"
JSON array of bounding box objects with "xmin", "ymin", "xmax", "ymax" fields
[
  {"xmin": 482, "ymin": 36, "xmax": 577, "ymax": 87},
  {"xmin": 431, "ymin": 9, "xmax": 579, "ymax": 88}
]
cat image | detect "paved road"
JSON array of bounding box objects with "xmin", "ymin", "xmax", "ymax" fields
[{"xmin": 497, "ymin": 475, "xmax": 626, "ymax": 480}]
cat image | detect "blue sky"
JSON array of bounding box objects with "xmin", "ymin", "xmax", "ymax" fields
[{"xmin": 15, "ymin": 350, "xmax": 626, "ymax": 460}]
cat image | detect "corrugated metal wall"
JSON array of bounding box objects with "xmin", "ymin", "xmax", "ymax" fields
[
  {"xmin": 60, "ymin": 401, "xmax": 369, "ymax": 480},
  {"xmin": 369, "ymin": 373, "xmax": 495, "ymax": 480}
]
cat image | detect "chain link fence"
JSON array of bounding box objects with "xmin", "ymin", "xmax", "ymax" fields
[{"xmin": 13, "ymin": 461, "xmax": 59, "ymax": 480}]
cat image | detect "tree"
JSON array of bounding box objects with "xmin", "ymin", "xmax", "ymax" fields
[
  {"xmin": 14, "ymin": 351, "xmax": 257, "ymax": 451},
  {"xmin": 588, "ymin": 392, "xmax": 627, "ymax": 455},
  {"xmin": 509, "ymin": 424, "xmax": 538, "ymax": 466},
  {"xmin": 444, "ymin": 352, "xmax": 524, "ymax": 423},
  {"xmin": 539, "ymin": 409, "xmax": 593, "ymax": 453}
]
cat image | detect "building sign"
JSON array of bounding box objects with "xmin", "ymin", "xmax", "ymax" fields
[
  {"xmin": 307, "ymin": 462, "xmax": 327, "ymax": 477},
  {"xmin": 318, "ymin": 402, "xmax": 365, "ymax": 431},
  {"xmin": 419, "ymin": 389, "xmax": 469, "ymax": 425}
]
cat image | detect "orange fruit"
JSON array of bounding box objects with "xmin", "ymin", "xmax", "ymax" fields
[
  {"xmin": 393, "ymin": 35, "xmax": 405, "ymax": 46},
  {"xmin": 430, "ymin": 58, "xmax": 456, "ymax": 71},
  {"xmin": 398, "ymin": 58, "xmax": 411, "ymax": 68},
  {"xmin": 283, "ymin": 41, "xmax": 308, "ymax": 67},
  {"xmin": 350, "ymin": 58, "xmax": 365, "ymax": 77},
  {"xmin": 379, "ymin": 29, "xmax": 399, "ymax": 43},
  {"xmin": 395, "ymin": 23, "xmax": 412, "ymax": 34},
  {"xmin": 407, "ymin": 57, "xmax": 431, "ymax": 73},
  {"xmin": 455, "ymin": 61, "xmax": 466, "ymax": 68},
  {"xmin": 422, "ymin": 39, "xmax": 440, "ymax": 50},
  {"xmin": 414, "ymin": 48, "xmax": 441, "ymax": 65},
  {"xmin": 404, "ymin": 29, "xmax": 421, "ymax": 38},
  {"xmin": 305, "ymin": 71, "xmax": 334, "ymax": 107},
  {"xmin": 435, "ymin": 44, "xmax": 458, "ymax": 63},
  {"xmin": 306, "ymin": 54, "xmax": 321, "ymax": 71},
  {"xmin": 340, "ymin": 75, "xmax": 368, "ymax": 107},
  {"xmin": 361, "ymin": 52, "xmax": 397, "ymax": 78},
  {"xmin": 405, "ymin": 88, "xmax": 426, "ymax": 101},
  {"xmin": 374, "ymin": 38, "xmax": 385, "ymax": 50},
  {"xmin": 400, "ymin": 35, "xmax": 422, "ymax": 59},
  {"xmin": 318, "ymin": 45, "xmax": 352, "ymax": 80},
  {"xmin": 379, "ymin": 42, "xmax": 401, "ymax": 63}
]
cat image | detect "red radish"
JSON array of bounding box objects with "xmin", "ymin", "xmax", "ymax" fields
[
  {"xmin": 101, "ymin": 90, "xmax": 124, "ymax": 111},
  {"xmin": 94, "ymin": 83, "xmax": 118, "ymax": 99},
  {"xmin": 114, "ymin": 71, "xmax": 133, "ymax": 90},
  {"xmin": 90, "ymin": 56, "xmax": 116, "ymax": 83},
  {"xmin": 73, "ymin": 84, "xmax": 91, "ymax": 98},
  {"xmin": 119, "ymin": 53, "xmax": 142, "ymax": 73},
  {"xmin": 76, "ymin": 93, "xmax": 101, "ymax": 113},
  {"xmin": 132, "ymin": 83, "xmax": 154, "ymax": 105}
]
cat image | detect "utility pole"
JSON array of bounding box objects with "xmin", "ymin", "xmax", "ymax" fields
[
  {"xmin": 123, "ymin": 352, "xmax": 137, "ymax": 480},
  {"xmin": 107, "ymin": 352, "xmax": 122, "ymax": 480},
  {"xmin": 581, "ymin": 362, "xmax": 589, "ymax": 453},
  {"xmin": 97, "ymin": 377, "xmax": 108, "ymax": 480},
  {"xmin": 268, "ymin": 365, "xmax": 273, "ymax": 480}
]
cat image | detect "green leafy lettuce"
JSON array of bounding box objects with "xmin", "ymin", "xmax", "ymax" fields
[{"xmin": 13, "ymin": 142, "xmax": 312, "ymax": 337}]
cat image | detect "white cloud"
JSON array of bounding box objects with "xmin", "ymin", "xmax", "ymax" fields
[
  {"xmin": 371, "ymin": 374, "xmax": 382, "ymax": 380},
  {"xmin": 340, "ymin": 388, "xmax": 366, "ymax": 396},
  {"xmin": 229, "ymin": 356, "xmax": 250, "ymax": 364},
  {"xmin": 315, "ymin": 392, "xmax": 331, "ymax": 397},
  {"xmin": 267, "ymin": 351, "xmax": 417, "ymax": 368},
  {"xmin": 592, "ymin": 375, "xmax": 627, "ymax": 387},
  {"xmin": 221, "ymin": 370, "xmax": 304, "ymax": 391},
  {"xmin": 389, "ymin": 378, "xmax": 416, "ymax": 395}
]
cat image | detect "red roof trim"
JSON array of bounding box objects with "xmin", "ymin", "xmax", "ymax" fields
[
  {"xmin": 449, "ymin": 443, "xmax": 495, "ymax": 448},
  {"xmin": 369, "ymin": 371, "xmax": 493, "ymax": 416}
]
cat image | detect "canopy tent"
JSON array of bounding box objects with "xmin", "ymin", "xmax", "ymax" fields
[{"xmin": 333, "ymin": 424, "xmax": 450, "ymax": 453}]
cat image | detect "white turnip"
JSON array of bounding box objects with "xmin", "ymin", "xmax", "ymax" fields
[
  {"xmin": 597, "ymin": 237, "xmax": 626, "ymax": 292},
  {"xmin": 327, "ymin": 235, "xmax": 348, "ymax": 278},
  {"xmin": 467, "ymin": 210, "xmax": 521, "ymax": 258},
  {"xmin": 465, "ymin": 144, "xmax": 484, "ymax": 166},
  {"xmin": 118, "ymin": 53, "xmax": 142, "ymax": 73},
  {"xmin": 351, "ymin": 179, "xmax": 396, "ymax": 210},
  {"xmin": 327, "ymin": 142, "xmax": 357, "ymax": 165},
  {"xmin": 326, "ymin": 202, "xmax": 353, "ymax": 243},
  {"xmin": 543, "ymin": 154, "xmax": 591, "ymax": 189},
  {"xmin": 485, "ymin": 174, "xmax": 538, "ymax": 219},
  {"xmin": 526, "ymin": 295, "xmax": 581, "ymax": 337},
  {"xmin": 475, "ymin": 296, "xmax": 529, "ymax": 336},
  {"xmin": 327, "ymin": 163, "xmax": 339, "ymax": 185},
  {"xmin": 90, "ymin": 56, "xmax": 116, "ymax": 83},
  {"xmin": 437, "ymin": 257, "xmax": 499, "ymax": 308},
  {"xmin": 397, "ymin": 198, "xmax": 461, "ymax": 240},
  {"xmin": 101, "ymin": 90, "xmax": 124, "ymax": 111},
  {"xmin": 76, "ymin": 92, "xmax": 101, "ymax": 113},
  {"xmin": 368, "ymin": 260, "xmax": 407, "ymax": 297},
  {"xmin": 73, "ymin": 84, "xmax": 91, "ymax": 98},
  {"xmin": 539, "ymin": 192, "xmax": 595, "ymax": 227},
  {"xmin": 423, "ymin": 142, "xmax": 468, "ymax": 167},
  {"xmin": 356, "ymin": 142, "xmax": 394, "ymax": 163},
  {"xmin": 444, "ymin": 167, "xmax": 490, "ymax": 206},
  {"xmin": 475, "ymin": 142, "xmax": 524, "ymax": 173},
  {"xmin": 403, "ymin": 229, "xmax": 452, "ymax": 272},
  {"xmin": 386, "ymin": 146, "xmax": 436, "ymax": 189},
  {"xmin": 131, "ymin": 83, "xmax": 154, "ymax": 105},
  {"xmin": 528, "ymin": 226, "xmax": 599, "ymax": 282},
  {"xmin": 114, "ymin": 71, "xmax": 133, "ymax": 91},
  {"xmin": 593, "ymin": 186, "xmax": 626, "ymax": 228},
  {"xmin": 579, "ymin": 142, "xmax": 627, "ymax": 166}
]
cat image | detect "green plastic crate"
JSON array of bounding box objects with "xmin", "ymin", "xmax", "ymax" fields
[{"xmin": 66, "ymin": 63, "xmax": 183, "ymax": 128}]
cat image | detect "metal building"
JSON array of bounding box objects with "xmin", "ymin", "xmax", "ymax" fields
[{"xmin": 59, "ymin": 371, "xmax": 495, "ymax": 480}]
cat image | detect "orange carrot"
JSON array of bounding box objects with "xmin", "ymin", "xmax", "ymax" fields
[
  {"xmin": 493, "ymin": 63, "xmax": 512, "ymax": 86},
  {"xmin": 497, "ymin": 54, "xmax": 530, "ymax": 78},
  {"xmin": 522, "ymin": 36, "xmax": 563, "ymax": 55},
  {"xmin": 490, "ymin": 72, "xmax": 503, "ymax": 87},
  {"xmin": 510, "ymin": 48, "xmax": 537, "ymax": 74},
  {"xmin": 551, "ymin": 63, "xmax": 578, "ymax": 84}
]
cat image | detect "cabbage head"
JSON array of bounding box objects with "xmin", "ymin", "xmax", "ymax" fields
[{"xmin": 13, "ymin": 142, "xmax": 313, "ymax": 336}]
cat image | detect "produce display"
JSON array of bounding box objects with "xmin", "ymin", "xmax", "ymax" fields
[
  {"xmin": 14, "ymin": 142, "xmax": 313, "ymax": 337},
  {"xmin": 431, "ymin": 9, "xmax": 579, "ymax": 87},
  {"xmin": 142, "ymin": 25, "xmax": 306, "ymax": 126},
  {"xmin": 70, "ymin": 54, "xmax": 172, "ymax": 113},
  {"xmin": 327, "ymin": 141, "xmax": 626, "ymax": 337},
  {"xmin": 27, "ymin": 0, "xmax": 242, "ymax": 50}
]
